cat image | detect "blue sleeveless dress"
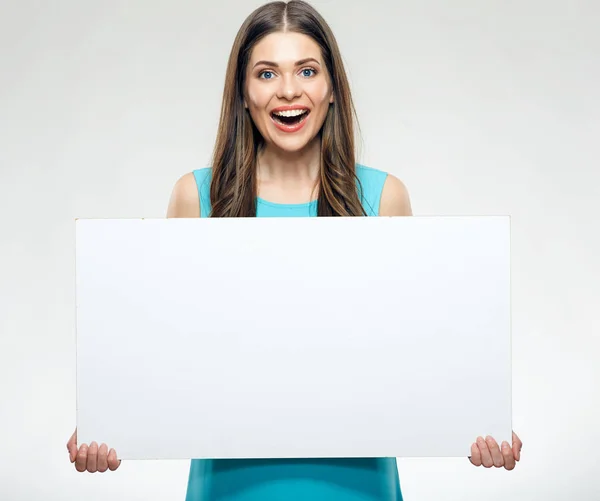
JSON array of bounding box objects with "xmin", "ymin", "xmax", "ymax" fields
[{"xmin": 186, "ymin": 164, "xmax": 403, "ymax": 501}]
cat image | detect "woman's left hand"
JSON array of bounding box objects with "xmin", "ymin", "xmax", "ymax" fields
[{"xmin": 469, "ymin": 431, "xmax": 522, "ymax": 470}]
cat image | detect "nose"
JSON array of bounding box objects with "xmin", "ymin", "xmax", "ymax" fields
[{"xmin": 276, "ymin": 74, "xmax": 302, "ymax": 101}]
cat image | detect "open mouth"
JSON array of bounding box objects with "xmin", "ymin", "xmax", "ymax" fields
[{"xmin": 270, "ymin": 109, "xmax": 310, "ymax": 126}]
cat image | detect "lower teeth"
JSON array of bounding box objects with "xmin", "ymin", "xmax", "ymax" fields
[{"xmin": 273, "ymin": 113, "xmax": 307, "ymax": 126}]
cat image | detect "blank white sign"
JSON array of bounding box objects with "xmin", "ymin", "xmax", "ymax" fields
[{"xmin": 75, "ymin": 216, "xmax": 511, "ymax": 460}]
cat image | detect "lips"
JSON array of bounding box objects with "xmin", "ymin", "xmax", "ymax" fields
[
  {"xmin": 270, "ymin": 105, "xmax": 311, "ymax": 133},
  {"xmin": 271, "ymin": 104, "xmax": 310, "ymax": 114}
]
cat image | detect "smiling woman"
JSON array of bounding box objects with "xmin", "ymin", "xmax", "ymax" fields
[
  {"xmin": 245, "ymin": 44, "xmax": 333, "ymax": 149},
  {"xmin": 202, "ymin": 0, "xmax": 383, "ymax": 217},
  {"xmin": 66, "ymin": 0, "xmax": 522, "ymax": 500}
]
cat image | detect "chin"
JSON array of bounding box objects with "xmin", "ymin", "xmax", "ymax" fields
[
  {"xmin": 271, "ymin": 137, "xmax": 315, "ymax": 153},
  {"xmin": 267, "ymin": 127, "xmax": 323, "ymax": 154}
]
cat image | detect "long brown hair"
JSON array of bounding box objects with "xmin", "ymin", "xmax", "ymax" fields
[{"xmin": 210, "ymin": 0, "xmax": 365, "ymax": 217}]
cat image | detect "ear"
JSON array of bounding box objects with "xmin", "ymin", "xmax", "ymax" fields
[{"xmin": 329, "ymin": 91, "xmax": 334, "ymax": 104}]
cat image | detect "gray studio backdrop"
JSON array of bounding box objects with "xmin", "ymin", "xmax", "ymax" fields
[{"xmin": 1, "ymin": 0, "xmax": 598, "ymax": 500}]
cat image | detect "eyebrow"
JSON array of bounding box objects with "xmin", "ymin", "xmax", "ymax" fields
[{"xmin": 252, "ymin": 57, "xmax": 321, "ymax": 69}]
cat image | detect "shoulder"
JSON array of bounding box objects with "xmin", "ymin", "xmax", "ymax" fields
[
  {"xmin": 355, "ymin": 164, "xmax": 412, "ymax": 216},
  {"xmin": 380, "ymin": 172, "xmax": 412, "ymax": 216},
  {"xmin": 166, "ymin": 170, "xmax": 203, "ymax": 218}
]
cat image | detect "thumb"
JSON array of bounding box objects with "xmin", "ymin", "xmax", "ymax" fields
[{"xmin": 67, "ymin": 429, "xmax": 78, "ymax": 463}]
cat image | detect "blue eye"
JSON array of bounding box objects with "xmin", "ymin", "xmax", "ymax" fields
[{"xmin": 258, "ymin": 68, "xmax": 316, "ymax": 80}]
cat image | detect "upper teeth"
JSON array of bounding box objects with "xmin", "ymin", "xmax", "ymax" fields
[{"xmin": 273, "ymin": 109, "xmax": 307, "ymax": 117}]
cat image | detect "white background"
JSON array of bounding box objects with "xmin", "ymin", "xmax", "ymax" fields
[{"xmin": 0, "ymin": 0, "xmax": 598, "ymax": 500}]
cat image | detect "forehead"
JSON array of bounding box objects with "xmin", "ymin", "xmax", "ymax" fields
[{"xmin": 249, "ymin": 31, "xmax": 323, "ymax": 65}]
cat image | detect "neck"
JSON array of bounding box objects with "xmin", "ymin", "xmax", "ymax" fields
[{"xmin": 257, "ymin": 136, "xmax": 321, "ymax": 184}]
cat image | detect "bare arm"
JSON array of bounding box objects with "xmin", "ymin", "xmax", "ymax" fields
[
  {"xmin": 379, "ymin": 174, "xmax": 413, "ymax": 216},
  {"xmin": 166, "ymin": 172, "xmax": 201, "ymax": 218}
]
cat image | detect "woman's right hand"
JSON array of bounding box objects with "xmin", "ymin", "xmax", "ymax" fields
[{"xmin": 67, "ymin": 428, "xmax": 121, "ymax": 473}]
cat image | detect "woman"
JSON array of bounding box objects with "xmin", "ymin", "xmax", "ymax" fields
[{"xmin": 67, "ymin": 1, "xmax": 523, "ymax": 499}]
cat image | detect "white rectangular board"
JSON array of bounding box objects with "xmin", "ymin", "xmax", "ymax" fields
[{"xmin": 75, "ymin": 216, "xmax": 511, "ymax": 460}]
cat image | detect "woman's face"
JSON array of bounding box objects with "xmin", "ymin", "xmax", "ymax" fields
[{"xmin": 244, "ymin": 31, "xmax": 334, "ymax": 153}]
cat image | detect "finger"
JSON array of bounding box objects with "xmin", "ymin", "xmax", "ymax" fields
[
  {"xmin": 477, "ymin": 436, "xmax": 493, "ymax": 467},
  {"xmin": 87, "ymin": 442, "xmax": 98, "ymax": 473},
  {"xmin": 67, "ymin": 429, "xmax": 78, "ymax": 463},
  {"xmin": 469, "ymin": 442, "xmax": 482, "ymax": 466},
  {"xmin": 512, "ymin": 431, "xmax": 522, "ymax": 461},
  {"xmin": 108, "ymin": 448, "xmax": 121, "ymax": 471},
  {"xmin": 486, "ymin": 436, "xmax": 504, "ymax": 468},
  {"xmin": 502, "ymin": 441, "xmax": 516, "ymax": 470},
  {"xmin": 97, "ymin": 444, "xmax": 109, "ymax": 473},
  {"xmin": 75, "ymin": 444, "xmax": 88, "ymax": 472}
]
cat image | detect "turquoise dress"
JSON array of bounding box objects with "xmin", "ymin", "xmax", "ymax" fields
[{"xmin": 186, "ymin": 164, "xmax": 403, "ymax": 501}]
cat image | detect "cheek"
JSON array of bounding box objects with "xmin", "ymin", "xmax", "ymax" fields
[
  {"xmin": 245, "ymin": 84, "xmax": 270, "ymax": 112},
  {"xmin": 308, "ymin": 81, "xmax": 333, "ymax": 109}
]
